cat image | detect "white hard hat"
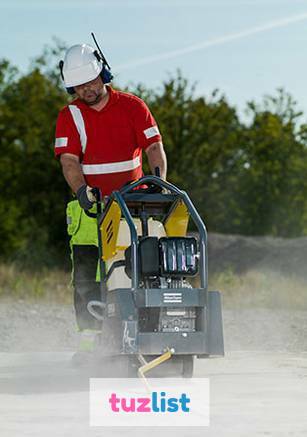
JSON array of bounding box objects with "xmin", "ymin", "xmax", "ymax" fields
[{"xmin": 62, "ymin": 44, "xmax": 103, "ymax": 88}]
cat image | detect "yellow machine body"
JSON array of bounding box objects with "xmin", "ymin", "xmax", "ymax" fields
[{"xmin": 164, "ymin": 199, "xmax": 189, "ymax": 237}]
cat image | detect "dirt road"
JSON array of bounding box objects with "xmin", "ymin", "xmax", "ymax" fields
[{"xmin": 1, "ymin": 349, "xmax": 307, "ymax": 436}]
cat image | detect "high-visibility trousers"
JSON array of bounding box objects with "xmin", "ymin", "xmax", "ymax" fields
[{"xmin": 66, "ymin": 200, "xmax": 101, "ymax": 330}]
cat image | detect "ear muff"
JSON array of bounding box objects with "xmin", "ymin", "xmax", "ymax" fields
[
  {"xmin": 100, "ymin": 65, "xmax": 113, "ymax": 84},
  {"xmin": 93, "ymin": 50, "xmax": 113, "ymax": 84},
  {"xmin": 66, "ymin": 86, "xmax": 76, "ymax": 95}
]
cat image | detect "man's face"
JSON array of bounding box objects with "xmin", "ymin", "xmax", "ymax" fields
[{"xmin": 74, "ymin": 75, "xmax": 104, "ymax": 105}]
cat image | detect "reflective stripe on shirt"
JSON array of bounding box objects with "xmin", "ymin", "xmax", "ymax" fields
[
  {"xmin": 82, "ymin": 156, "xmax": 141, "ymax": 175},
  {"xmin": 143, "ymin": 125, "xmax": 160, "ymax": 139},
  {"xmin": 68, "ymin": 105, "xmax": 87, "ymax": 153},
  {"xmin": 55, "ymin": 137, "xmax": 68, "ymax": 148}
]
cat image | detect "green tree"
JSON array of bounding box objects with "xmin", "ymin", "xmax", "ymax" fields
[
  {"xmin": 0, "ymin": 56, "xmax": 70, "ymax": 263},
  {"xmin": 235, "ymin": 90, "xmax": 307, "ymax": 236}
]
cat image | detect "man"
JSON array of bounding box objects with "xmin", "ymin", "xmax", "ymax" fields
[{"xmin": 54, "ymin": 43, "xmax": 167, "ymax": 355}]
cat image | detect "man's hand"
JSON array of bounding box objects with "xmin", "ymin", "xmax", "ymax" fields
[
  {"xmin": 145, "ymin": 141, "xmax": 167, "ymax": 180},
  {"xmin": 76, "ymin": 184, "xmax": 96, "ymax": 210}
]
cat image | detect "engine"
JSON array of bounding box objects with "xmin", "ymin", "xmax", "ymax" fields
[{"xmin": 125, "ymin": 237, "xmax": 198, "ymax": 333}]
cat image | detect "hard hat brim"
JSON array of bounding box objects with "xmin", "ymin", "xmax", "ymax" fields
[{"xmin": 63, "ymin": 62, "xmax": 103, "ymax": 88}]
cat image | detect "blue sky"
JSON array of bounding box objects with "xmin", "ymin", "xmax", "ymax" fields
[{"xmin": 1, "ymin": 0, "xmax": 307, "ymax": 114}]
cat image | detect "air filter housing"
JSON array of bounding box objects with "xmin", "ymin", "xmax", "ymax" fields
[{"xmin": 159, "ymin": 237, "xmax": 198, "ymax": 277}]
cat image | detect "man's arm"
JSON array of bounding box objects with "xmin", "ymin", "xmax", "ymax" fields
[
  {"xmin": 145, "ymin": 141, "xmax": 167, "ymax": 180},
  {"xmin": 60, "ymin": 153, "xmax": 95, "ymax": 210},
  {"xmin": 60, "ymin": 153, "xmax": 86, "ymax": 194}
]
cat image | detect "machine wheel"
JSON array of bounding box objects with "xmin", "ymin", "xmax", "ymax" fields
[{"xmin": 182, "ymin": 355, "xmax": 194, "ymax": 378}]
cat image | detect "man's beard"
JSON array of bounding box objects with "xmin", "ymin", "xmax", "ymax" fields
[{"xmin": 82, "ymin": 89, "xmax": 103, "ymax": 106}]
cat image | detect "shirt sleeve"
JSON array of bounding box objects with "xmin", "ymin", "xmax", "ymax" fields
[
  {"xmin": 54, "ymin": 107, "xmax": 82, "ymax": 159},
  {"xmin": 131, "ymin": 97, "xmax": 162, "ymax": 150}
]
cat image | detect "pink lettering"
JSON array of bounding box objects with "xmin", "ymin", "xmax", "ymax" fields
[
  {"xmin": 109, "ymin": 393, "xmax": 120, "ymax": 412},
  {"xmin": 121, "ymin": 397, "xmax": 136, "ymax": 412},
  {"xmin": 137, "ymin": 398, "xmax": 151, "ymax": 412}
]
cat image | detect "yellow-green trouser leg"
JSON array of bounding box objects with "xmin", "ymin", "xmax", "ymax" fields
[{"xmin": 66, "ymin": 201, "xmax": 102, "ymax": 343}]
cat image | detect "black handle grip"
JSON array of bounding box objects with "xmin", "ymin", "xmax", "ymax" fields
[
  {"xmin": 155, "ymin": 167, "xmax": 161, "ymax": 178},
  {"xmin": 84, "ymin": 187, "xmax": 102, "ymax": 218}
]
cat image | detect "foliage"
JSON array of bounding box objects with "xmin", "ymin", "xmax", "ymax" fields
[
  {"xmin": 134, "ymin": 77, "xmax": 307, "ymax": 237},
  {"xmin": 0, "ymin": 48, "xmax": 70, "ymax": 263}
]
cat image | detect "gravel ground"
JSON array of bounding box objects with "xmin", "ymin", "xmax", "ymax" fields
[
  {"xmin": 1, "ymin": 299, "xmax": 307, "ymax": 353},
  {"xmin": 0, "ymin": 300, "xmax": 78, "ymax": 352},
  {"xmin": 1, "ymin": 299, "xmax": 307, "ymax": 436}
]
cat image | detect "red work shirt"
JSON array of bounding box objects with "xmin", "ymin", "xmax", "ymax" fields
[{"xmin": 54, "ymin": 86, "xmax": 162, "ymax": 195}]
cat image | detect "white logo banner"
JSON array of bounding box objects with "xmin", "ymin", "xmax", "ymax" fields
[{"xmin": 90, "ymin": 377, "xmax": 210, "ymax": 427}]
